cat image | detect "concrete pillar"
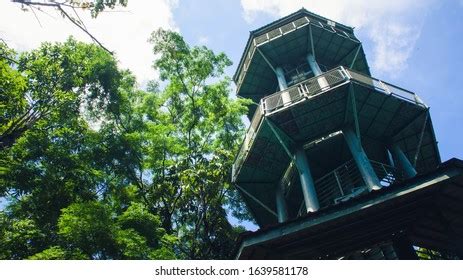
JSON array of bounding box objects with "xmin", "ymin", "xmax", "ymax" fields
[
  {"xmin": 306, "ymin": 53, "xmax": 323, "ymax": 76},
  {"xmin": 275, "ymin": 66, "xmax": 291, "ymax": 105},
  {"xmin": 343, "ymin": 128, "xmax": 382, "ymax": 191},
  {"xmin": 389, "ymin": 144, "xmax": 417, "ymax": 179},
  {"xmin": 274, "ymin": 67, "xmax": 290, "ymax": 220},
  {"xmin": 295, "ymin": 147, "xmax": 320, "ymax": 212},
  {"xmin": 275, "ymin": 67, "xmax": 288, "ymax": 90},
  {"xmin": 275, "ymin": 185, "xmax": 288, "ymax": 223},
  {"xmin": 306, "ymin": 53, "xmax": 329, "ymax": 90}
]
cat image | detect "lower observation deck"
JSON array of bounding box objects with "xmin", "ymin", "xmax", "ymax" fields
[
  {"xmin": 234, "ymin": 159, "xmax": 463, "ymax": 259},
  {"xmin": 232, "ymin": 66, "xmax": 441, "ymax": 227}
]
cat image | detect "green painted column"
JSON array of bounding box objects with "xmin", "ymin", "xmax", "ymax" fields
[
  {"xmin": 343, "ymin": 128, "xmax": 382, "ymax": 191},
  {"xmin": 275, "ymin": 185, "xmax": 288, "ymax": 223},
  {"xmin": 306, "ymin": 53, "xmax": 322, "ymax": 76},
  {"xmin": 306, "ymin": 53, "xmax": 329, "ymax": 90},
  {"xmin": 390, "ymin": 144, "xmax": 417, "ymax": 179},
  {"xmin": 295, "ymin": 147, "xmax": 320, "ymax": 212},
  {"xmin": 275, "ymin": 67, "xmax": 288, "ymax": 90},
  {"xmin": 275, "ymin": 66, "xmax": 290, "ymax": 221}
]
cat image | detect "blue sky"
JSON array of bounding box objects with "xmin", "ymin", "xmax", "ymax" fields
[{"xmin": 1, "ymin": 0, "xmax": 462, "ymax": 229}]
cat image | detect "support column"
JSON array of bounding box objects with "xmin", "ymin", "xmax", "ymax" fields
[
  {"xmin": 306, "ymin": 53, "xmax": 322, "ymax": 76},
  {"xmin": 295, "ymin": 147, "xmax": 320, "ymax": 212},
  {"xmin": 275, "ymin": 185, "xmax": 288, "ymax": 223},
  {"xmin": 343, "ymin": 128, "xmax": 382, "ymax": 191},
  {"xmin": 274, "ymin": 67, "xmax": 290, "ymax": 221},
  {"xmin": 275, "ymin": 66, "xmax": 291, "ymax": 105},
  {"xmin": 275, "ymin": 67, "xmax": 288, "ymax": 90},
  {"xmin": 389, "ymin": 144, "xmax": 417, "ymax": 179},
  {"xmin": 306, "ymin": 53, "xmax": 329, "ymax": 90}
]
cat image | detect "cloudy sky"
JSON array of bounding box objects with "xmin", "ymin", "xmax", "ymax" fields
[{"xmin": 1, "ymin": 0, "xmax": 463, "ymax": 227}]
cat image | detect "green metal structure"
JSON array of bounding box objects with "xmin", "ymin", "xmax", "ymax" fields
[{"xmin": 232, "ymin": 9, "xmax": 463, "ymax": 259}]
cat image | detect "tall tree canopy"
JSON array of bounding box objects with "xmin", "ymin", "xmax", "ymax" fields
[{"xmin": 0, "ymin": 29, "xmax": 252, "ymax": 259}]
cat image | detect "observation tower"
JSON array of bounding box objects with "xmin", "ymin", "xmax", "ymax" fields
[{"xmin": 232, "ymin": 9, "xmax": 463, "ymax": 259}]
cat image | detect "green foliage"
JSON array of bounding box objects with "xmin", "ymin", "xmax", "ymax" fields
[
  {"xmin": 58, "ymin": 201, "xmax": 116, "ymax": 258},
  {"xmin": 28, "ymin": 246, "xmax": 88, "ymax": 260},
  {"xmin": 0, "ymin": 29, "xmax": 252, "ymax": 260},
  {"xmin": 0, "ymin": 215, "xmax": 45, "ymax": 259}
]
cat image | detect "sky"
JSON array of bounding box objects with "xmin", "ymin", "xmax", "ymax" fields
[{"xmin": 1, "ymin": 0, "xmax": 463, "ymax": 230}]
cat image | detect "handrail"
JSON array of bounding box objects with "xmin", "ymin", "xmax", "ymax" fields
[{"xmin": 297, "ymin": 159, "xmax": 403, "ymax": 215}]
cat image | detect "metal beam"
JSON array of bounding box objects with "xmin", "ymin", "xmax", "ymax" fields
[
  {"xmin": 350, "ymin": 44, "xmax": 362, "ymax": 69},
  {"xmin": 309, "ymin": 24, "xmax": 316, "ymax": 60},
  {"xmin": 338, "ymin": 43, "xmax": 361, "ymax": 67},
  {"xmin": 344, "ymin": 84, "xmax": 352, "ymax": 124},
  {"xmin": 256, "ymin": 47, "xmax": 277, "ymax": 74},
  {"xmin": 265, "ymin": 118, "xmax": 295, "ymax": 160},
  {"xmin": 413, "ymin": 111, "xmax": 429, "ymax": 167},
  {"xmin": 235, "ymin": 184, "xmax": 278, "ymax": 217},
  {"xmin": 391, "ymin": 110, "xmax": 428, "ymax": 140},
  {"xmin": 275, "ymin": 184, "xmax": 288, "ymax": 223},
  {"xmin": 350, "ymin": 85, "xmax": 361, "ymax": 143}
]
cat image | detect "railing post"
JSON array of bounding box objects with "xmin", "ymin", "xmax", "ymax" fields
[
  {"xmin": 389, "ymin": 144, "xmax": 417, "ymax": 179},
  {"xmin": 343, "ymin": 128, "xmax": 382, "ymax": 191},
  {"xmin": 333, "ymin": 170, "xmax": 344, "ymax": 196}
]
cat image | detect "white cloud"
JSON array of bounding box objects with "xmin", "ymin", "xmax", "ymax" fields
[
  {"xmin": 240, "ymin": 0, "xmax": 437, "ymax": 76},
  {"xmin": 0, "ymin": 1, "xmax": 178, "ymax": 85},
  {"xmin": 198, "ymin": 35, "xmax": 209, "ymax": 45}
]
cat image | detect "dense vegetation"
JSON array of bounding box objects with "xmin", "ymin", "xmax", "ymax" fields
[{"xmin": 0, "ymin": 29, "xmax": 252, "ymax": 259}]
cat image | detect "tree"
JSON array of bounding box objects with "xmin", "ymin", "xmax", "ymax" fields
[
  {"xmin": 139, "ymin": 29, "xmax": 251, "ymax": 259},
  {"xmin": 0, "ymin": 37, "xmax": 122, "ymax": 150},
  {"xmin": 12, "ymin": 0, "xmax": 129, "ymax": 53},
  {"xmin": 0, "ymin": 29, "xmax": 252, "ymax": 260}
]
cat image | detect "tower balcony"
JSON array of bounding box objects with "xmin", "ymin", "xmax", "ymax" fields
[{"xmin": 232, "ymin": 66, "xmax": 441, "ymax": 227}]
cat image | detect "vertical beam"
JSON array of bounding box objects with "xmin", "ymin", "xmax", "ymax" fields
[
  {"xmin": 295, "ymin": 147, "xmax": 320, "ymax": 212},
  {"xmin": 265, "ymin": 117, "xmax": 291, "ymax": 222},
  {"xmin": 306, "ymin": 53, "xmax": 323, "ymax": 77},
  {"xmin": 343, "ymin": 128, "xmax": 382, "ymax": 191},
  {"xmin": 389, "ymin": 144, "xmax": 417, "ymax": 179},
  {"xmin": 275, "ymin": 67, "xmax": 288, "ymax": 90},
  {"xmin": 275, "ymin": 184, "xmax": 288, "ymax": 223},
  {"xmin": 309, "ymin": 24, "xmax": 315, "ymax": 60},
  {"xmin": 266, "ymin": 119, "xmax": 319, "ymax": 214}
]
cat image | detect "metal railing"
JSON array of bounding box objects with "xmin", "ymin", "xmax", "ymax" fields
[
  {"xmin": 232, "ymin": 104, "xmax": 264, "ymax": 181},
  {"xmin": 263, "ymin": 67, "xmax": 349, "ymax": 114},
  {"xmin": 232, "ymin": 66, "xmax": 425, "ymax": 181},
  {"xmin": 344, "ymin": 68, "xmax": 426, "ymax": 107},
  {"xmin": 298, "ymin": 159, "xmax": 403, "ymax": 215}
]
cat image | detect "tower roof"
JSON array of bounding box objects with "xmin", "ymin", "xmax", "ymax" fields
[{"xmin": 234, "ymin": 8, "xmax": 370, "ymax": 115}]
